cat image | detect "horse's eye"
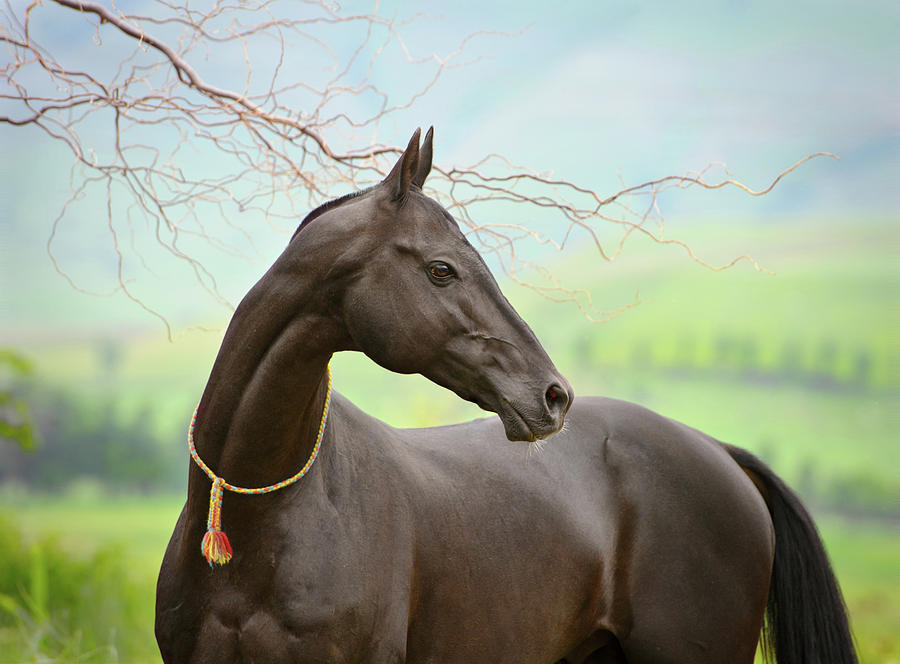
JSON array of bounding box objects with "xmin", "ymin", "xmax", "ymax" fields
[{"xmin": 427, "ymin": 261, "xmax": 455, "ymax": 282}]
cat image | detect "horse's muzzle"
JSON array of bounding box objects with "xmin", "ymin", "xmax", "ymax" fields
[{"xmin": 495, "ymin": 377, "xmax": 573, "ymax": 442}]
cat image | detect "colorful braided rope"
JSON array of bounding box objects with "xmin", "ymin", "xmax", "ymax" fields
[{"xmin": 189, "ymin": 365, "xmax": 333, "ymax": 567}]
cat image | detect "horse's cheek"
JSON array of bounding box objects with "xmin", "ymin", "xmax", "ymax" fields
[{"xmin": 343, "ymin": 299, "xmax": 427, "ymax": 372}]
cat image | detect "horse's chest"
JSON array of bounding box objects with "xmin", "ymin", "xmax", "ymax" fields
[
  {"xmin": 191, "ymin": 599, "xmax": 375, "ymax": 663},
  {"xmin": 186, "ymin": 539, "xmax": 409, "ymax": 663},
  {"xmin": 178, "ymin": 574, "xmax": 393, "ymax": 663}
]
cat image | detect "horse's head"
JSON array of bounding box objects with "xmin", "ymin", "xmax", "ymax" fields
[{"xmin": 292, "ymin": 128, "xmax": 573, "ymax": 441}]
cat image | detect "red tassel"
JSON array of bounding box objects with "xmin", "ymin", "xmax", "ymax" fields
[{"xmin": 201, "ymin": 528, "xmax": 233, "ymax": 566}]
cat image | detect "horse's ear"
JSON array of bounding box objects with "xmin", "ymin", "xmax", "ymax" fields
[
  {"xmin": 412, "ymin": 126, "xmax": 433, "ymax": 189},
  {"xmin": 383, "ymin": 128, "xmax": 421, "ymax": 201}
]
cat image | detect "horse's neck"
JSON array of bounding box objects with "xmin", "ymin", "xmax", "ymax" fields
[{"xmin": 192, "ymin": 256, "xmax": 340, "ymax": 489}]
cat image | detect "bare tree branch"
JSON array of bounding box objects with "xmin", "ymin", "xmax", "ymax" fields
[{"xmin": 1, "ymin": 0, "xmax": 833, "ymax": 337}]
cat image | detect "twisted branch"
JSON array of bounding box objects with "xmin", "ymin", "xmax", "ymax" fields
[{"xmin": 1, "ymin": 0, "xmax": 832, "ymax": 336}]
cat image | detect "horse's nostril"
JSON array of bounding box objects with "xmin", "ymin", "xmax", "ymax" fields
[{"xmin": 546, "ymin": 384, "xmax": 567, "ymax": 411}]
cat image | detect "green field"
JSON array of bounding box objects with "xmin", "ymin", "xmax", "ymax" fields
[{"xmin": 1, "ymin": 496, "xmax": 897, "ymax": 663}]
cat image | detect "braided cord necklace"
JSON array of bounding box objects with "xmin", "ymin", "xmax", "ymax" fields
[{"xmin": 188, "ymin": 365, "xmax": 333, "ymax": 567}]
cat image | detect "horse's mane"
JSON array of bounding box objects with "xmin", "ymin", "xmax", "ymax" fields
[{"xmin": 290, "ymin": 186, "xmax": 375, "ymax": 243}]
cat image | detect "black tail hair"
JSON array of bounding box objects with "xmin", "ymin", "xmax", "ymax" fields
[{"xmin": 724, "ymin": 444, "xmax": 857, "ymax": 664}]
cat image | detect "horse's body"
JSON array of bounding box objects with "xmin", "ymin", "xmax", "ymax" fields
[{"xmin": 156, "ymin": 129, "xmax": 856, "ymax": 663}]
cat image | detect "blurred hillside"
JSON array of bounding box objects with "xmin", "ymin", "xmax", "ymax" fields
[{"xmin": 2, "ymin": 215, "xmax": 896, "ymax": 521}]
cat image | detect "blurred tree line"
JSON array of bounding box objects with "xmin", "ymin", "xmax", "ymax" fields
[
  {"xmin": 1, "ymin": 345, "xmax": 895, "ymax": 521},
  {"xmin": 1, "ymin": 351, "xmax": 184, "ymax": 494},
  {"xmin": 789, "ymin": 460, "xmax": 898, "ymax": 524},
  {"xmin": 1, "ymin": 350, "xmax": 37, "ymax": 450},
  {"xmin": 0, "ymin": 393, "xmax": 183, "ymax": 493},
  {"xmin": 576, "ymin": 333, "xmax": 881, "ymax": 391}
]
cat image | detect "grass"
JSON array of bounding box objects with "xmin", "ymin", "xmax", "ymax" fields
[
  {"xmin": 0, "ymin": 502, "xmax": 165, "ymax": 664},
  {"xmin": 2, "ymin": 494, "xmax": 897, "ymax": 663},
  {"xmin": 9, "ymin": 494, "xmax": 183, "ymax": 575},
  {"xmin": 819, "ymin": 519, "xmax": 900, "ymax": 663}
]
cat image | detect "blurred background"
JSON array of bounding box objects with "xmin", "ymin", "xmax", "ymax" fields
[{"xmin": 1, "ymin": 0, "xmax": 897, "ymax": 662}]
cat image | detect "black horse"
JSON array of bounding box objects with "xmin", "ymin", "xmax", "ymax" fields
[{"xmin": 156, "ymin": 128, "xmax": 857, "ymax": 663}]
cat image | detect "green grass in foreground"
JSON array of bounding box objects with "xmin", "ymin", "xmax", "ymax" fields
[
  {"xmin": 2, "ymin": 494, "xmax": 897, "ymax": 663},
  {"xmin": 0, "ymin": 497, "xmax": 182, "ymax": 664}
]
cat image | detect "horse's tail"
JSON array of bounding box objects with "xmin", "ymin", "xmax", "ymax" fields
[{"xmin": 723, "ymin": 444, "xmax": 857, "ymax": 664}]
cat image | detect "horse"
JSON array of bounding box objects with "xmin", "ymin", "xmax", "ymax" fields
[{"xmin": 155, "ymin": 128, "xmax": 857, "ymax": 663}]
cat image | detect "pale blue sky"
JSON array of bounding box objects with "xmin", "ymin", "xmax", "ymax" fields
[{"xmin": 1, "ymin": 0, "xmax": 897, "ymax": 335}]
